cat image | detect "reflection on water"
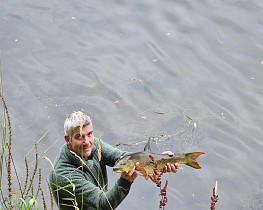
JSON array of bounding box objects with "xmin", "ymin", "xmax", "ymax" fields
[{"xmin": 1, "ymin": 0, "xmax": 263, "ymax": 209}]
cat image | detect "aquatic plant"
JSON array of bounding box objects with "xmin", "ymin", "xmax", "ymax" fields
[
  {"xmin": 148, "ymin": 154, "xmax": 168, "ymax": 209},
  {"xmin": 210, "ymin": 181, "xmax": 218, "ymax": 210}
]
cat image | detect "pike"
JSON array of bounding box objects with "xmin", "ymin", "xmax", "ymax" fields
[{"xmin": 113, "ymin": 140, "xmax": 204, "ymax": 180}]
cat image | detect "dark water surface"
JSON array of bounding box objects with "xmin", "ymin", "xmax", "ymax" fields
[{"xmin": 1, "ymin": 0, "xmax": 263, "ymax": 209}]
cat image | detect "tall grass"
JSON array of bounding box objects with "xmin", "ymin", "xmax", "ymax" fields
[{"xmin": 0, "ymin": 57, "xmax": 52, "ymax": 209}]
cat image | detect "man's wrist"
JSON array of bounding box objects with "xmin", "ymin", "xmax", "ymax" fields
[{"xmin": 117, "ymin": 177, "xmax": 133, "ymax": 189}]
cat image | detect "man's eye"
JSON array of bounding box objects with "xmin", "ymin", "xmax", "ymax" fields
[{"xmin": 75, "ymin": 134, "xmax": 83, "ymax": 140}]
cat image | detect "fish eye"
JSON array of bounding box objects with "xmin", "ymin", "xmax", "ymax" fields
[
  {"xmin": 121, "ymin": 157, "xmax": 130, "ymax": 164},
  {"xmin": 120, "ymin": 161, "xmax": 126, "ymax": 165},
  {"xmin": 116, "ymin": 156, "xmax": 130, "ymax": 165}
]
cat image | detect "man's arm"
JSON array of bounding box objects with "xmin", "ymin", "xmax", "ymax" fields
[{"xmin": 51, "ymin": 169, "xmax": 133, "ymax": 210}]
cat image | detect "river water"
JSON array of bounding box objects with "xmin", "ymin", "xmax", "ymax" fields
[{"xmin": 1, "ymin": 0, "xmax": 263, "ymax": 209}]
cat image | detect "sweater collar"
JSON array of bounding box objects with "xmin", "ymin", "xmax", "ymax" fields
[{"xmin": 63, "ymin": 144, "xmax": 95, "ymax": 170}]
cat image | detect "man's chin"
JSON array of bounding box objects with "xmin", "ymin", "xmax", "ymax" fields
[{"xmin": 82, "ymin": 149, "xmax": 92, "ymax": 158}]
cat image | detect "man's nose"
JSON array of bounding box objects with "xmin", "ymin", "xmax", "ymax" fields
[{"xmin": 83, "ymin": 135, "xmax": 91, "ymax": 144}]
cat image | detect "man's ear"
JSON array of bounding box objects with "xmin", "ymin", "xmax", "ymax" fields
[{"xmin": 64, "ymin": 135, "xmax": 70, "ymax": 145}]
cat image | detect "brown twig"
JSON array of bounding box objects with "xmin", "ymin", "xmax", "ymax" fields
[
  {"xmin": 148, "ymin": 155, "xmax": 162, "ymax": 187},
  {"xmin": 40, "ymin": 187, "xmax": 47, "ymax": 210},
  {"xmin": 1, "ymin": 74, "xmax": 13, "ymax": 209},
  {"xmin": 148, "ymin": 155, "xmax": 168, "ymax": 209},
  {"xmin": 210, "ymin": 181, "xmax": 218, "ymax": 210},
  {"xmin": 159, "ymin": 180, "xmax": 168, "ymax": 209}
]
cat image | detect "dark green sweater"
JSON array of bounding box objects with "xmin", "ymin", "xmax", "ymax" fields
[{"xmin": 49, "ymin": 138, "xmax": 132, "ymax": 210}]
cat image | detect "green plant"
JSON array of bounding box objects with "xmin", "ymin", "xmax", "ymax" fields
[{"xmin": 20, "ymin": 196, "xmax": 40, "ymax": 210}]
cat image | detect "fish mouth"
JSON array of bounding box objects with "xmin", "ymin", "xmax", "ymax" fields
[{"xmin": 112, "ymin": 167, "xmax": 122, "ymax": 172}]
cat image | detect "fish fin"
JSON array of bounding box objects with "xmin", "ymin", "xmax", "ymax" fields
[
  {"xmin": 185, "ymin": 152, "xmax": 205, "ymax": 169},
  {"xmin": 140, "ymin": 167, "xmax": 149, "ymax": 180},
  {"xmin": 136, "ymin": 170, "xmax": 149, "ymax": 180},
  {"xmin": 135, "ymin": 162, "xmax": 149, "ymax": 180},
  {"xmin": 144, "ymin": 138, "xmax": 152, "ymax": 152}
]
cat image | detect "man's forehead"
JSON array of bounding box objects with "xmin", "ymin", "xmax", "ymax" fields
[{"xmin": 72, "ymin": 124, "xmax": 93, "ymax": 133}]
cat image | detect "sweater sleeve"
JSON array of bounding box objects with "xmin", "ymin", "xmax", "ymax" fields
[{"xmin": 54, "ymin": 169, "xmax": 132, "ymax": 210}]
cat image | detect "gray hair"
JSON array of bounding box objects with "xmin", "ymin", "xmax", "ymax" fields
[{"xmin": 64, "ymin": 111, "xmax": 92, "ymax": 137}]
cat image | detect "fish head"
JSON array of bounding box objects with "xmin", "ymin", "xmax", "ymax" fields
[{"xmin": 113, "ymin": 155, "xmax": 134, "ymax": 173}]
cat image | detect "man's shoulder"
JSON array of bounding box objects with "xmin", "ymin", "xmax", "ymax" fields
[
  {"xmin": 51, "ymin": 144, "xmax": 73, "ymax": 171},
  {"xmin": 50, "ymin": 144, "xmax": 81, "ymax": 178}
]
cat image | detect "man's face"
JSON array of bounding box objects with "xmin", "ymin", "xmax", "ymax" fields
[{"xmin": 65, "ymin": 124, "xmax": 94, "ymax": 160}]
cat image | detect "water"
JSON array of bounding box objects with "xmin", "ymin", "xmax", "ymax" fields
[{"xmin": 1, "ymin": 0, "xmax": 263, "ymax": 209}]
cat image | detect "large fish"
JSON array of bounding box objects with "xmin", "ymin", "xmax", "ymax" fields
[{"xmin": 113, "ymin": 140, "xmax": 204, "ymax": 180}]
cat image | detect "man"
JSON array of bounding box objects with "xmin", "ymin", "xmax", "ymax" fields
[{"xmin": 49, "ymin": 111, "xmax": 179, "ymax": 210}]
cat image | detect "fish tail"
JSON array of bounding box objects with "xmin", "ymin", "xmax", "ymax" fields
[{"xmin": 185, "ymin": 152, "xmax": 204, "ymax": 169}]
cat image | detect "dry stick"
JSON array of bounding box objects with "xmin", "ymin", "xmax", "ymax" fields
[
  {"xmin": 25, "ymin": 145, "xmax": 39, "ymax": 196},
  {"xmin": 159, "ymin": 180, "xmax": 168, "ymax": 209},
  {"xmin": 40, "ymin": 187, "xmax": 47, "ymax": 210},
  {"xmin": 78, "ymin": 112, "xmax": 83, "ymax": 136},
  {"xmin": 36, "ymin": 168, "xmax": 42, "ymax": 198},
  {"xmin": 22, "ymin": 157, "xmax": 29, "ymax": 195},
  {"xmin": 43, "ymin": 156, "xmax": 59, "ymax": 208},
  {"xmin": 47, "ymin": 180, "xmax": 54, "ymax": 210},
  {"xmin": 98, "ymin": 135, "xmax": 102, "ymax": 162},
  {"xmin": 210, "ymin": 181, "xmax": 218, "ymax": 210}
]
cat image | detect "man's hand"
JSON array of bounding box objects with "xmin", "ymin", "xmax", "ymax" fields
[
  {"xmin": 120, "ymin": 166, "xmax": 138, "ymax": 182},
  {"xmin": 162, "ymin": 162, "xmax": 180, "ymax": 173},
  {"xmin": 161, "ymin": 151, "xmax": 181, "ymax": 173}
]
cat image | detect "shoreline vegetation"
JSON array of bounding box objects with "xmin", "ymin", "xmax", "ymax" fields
[
  {"xmin": 0, "ymin": 59, "xmax": 52, "ymax": 209},
  {"xmin": 0, "ymin": 61, "xmax": 218, "ymax": 209}
]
